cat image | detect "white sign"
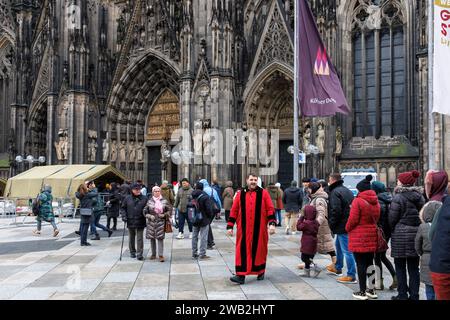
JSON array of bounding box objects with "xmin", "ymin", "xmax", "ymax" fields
[
  {"xmin": 299, "ymin": 153, "xmax": 306, "ymax": 164},
  {"xmin": 433, "ymin": 0, "xmax": 450, "ymax": 115}
]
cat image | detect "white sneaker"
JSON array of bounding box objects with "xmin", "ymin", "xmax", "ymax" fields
[
  {"xmin": 176, "ymin": 232, "xmax": 185, "ymax": 239},
  {"xmin": 189, "ymin": 233, "xmax": 193, "ymax": 239},
  {"xmin": 292, "ymin": 231, "xmax": 297, "ymax": 235},
  {"xmin": 33, "ymin": 230, "xmax": 41, "ymax": 236}
]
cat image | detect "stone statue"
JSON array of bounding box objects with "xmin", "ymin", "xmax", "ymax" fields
[
  {"xmin": 102, "ymin": 139, "xmax": 109, "ymax": 162},
  {"xmin": 54, "ymin": 130, "xmax": 68, "ymax": 161},
  {"xmin": 317, "ymin": 121, "xmax": 325, "ymax": 154},
  {"xmin": 119, "ymin": 140, "xmax": 127, "ymax": 162},
  {"xmin": 335, "ymin": 127, "xmax": 343, "ymax": 155},
  {"xmin": 160, "ymin": 140, "xmax": 170, "ymax": 163},
  {"xmin": 89, "ymin": 139, "xmax": 98, "ymax": 162},
  {"xmin": 137, "ymin": 141, "xmax": 145, "ymax": 162},
  {"xmin": 303, "ymin": 126, "xmax": 311, "ymax": 154},
  {"xmin": 110, "ymin": 140, "xmax": 118, "ymax": 162},
  {"xmin": 129, "ymin": 141, "xmax": 137, "ymax": 162}
]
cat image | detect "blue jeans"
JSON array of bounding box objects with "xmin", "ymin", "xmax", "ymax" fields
[
  {"xmin": 275, "ymin": 209, "xmax": 282, "ymax": 225},
  {"xmin": 90, "ymin": 211, "xmax": 108, "ymax": 235},
  {"xmin": 178, "ymin": 211, "xmax": 192, "ymax": 234},
  {"xmin": 335, "ymin": 234, "xmax": 356, "ymax": 278},
  {"xmin": 426, "ymin": 284, "xmax": 436, "ymax": 300},
  {"xmin": 37, "ymin": 218, "xmax": 57, "ymax": 231}
]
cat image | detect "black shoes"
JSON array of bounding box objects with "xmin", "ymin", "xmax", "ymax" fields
[
  {"xmin": 112, "ymin": 226, "xmax": 117, "ymax": 231},
  {"xmin": 391, "ymin": 295, "xmax": 408, "ymax": 301},
  {"xmin": 81, "ymin": 242, "xmax": 91, "ymax": 246},
  {"xmin": 137, "ymin": 256, "xmax": 144, "ymax": 261},
  {"xmin": 75, "ymin": 231, "xmax": 80, "ymax": 236},
  {"xmin": 107, "ymin": 230, "xmax": 113, "ymax": 237},
  {"xmin": 257, "ymin": 273, "xmax": 265, "ymax": 281},
  {"xmin": 230, "ymin": 275, "xmax": 245, "ymax": 285},
  {"xmin": 207, "ymin": 243, "xmax": 216, "ymax": 250},
  {"xmin": 130, "ymin": 253, "xmax": 136, "ymax": 258}
]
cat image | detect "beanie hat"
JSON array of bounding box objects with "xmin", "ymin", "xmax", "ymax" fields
[
  {"xmin": 310, "ymin": 178, "xmax": 319, "ymax": 183},
  {"xmin": 309, "ymin": 182, "xmax": 321, "ymax": 194},
  {"xmin": 398, "ymin": 170, "xmax": 420, "ymax": 186},
  {"xmin": 371, "ymin": 181, "xmax": 386, "ymax": 194},
  {"xmin": 356, "ymin": 175, "xmax": 373, "ymax": 192}
]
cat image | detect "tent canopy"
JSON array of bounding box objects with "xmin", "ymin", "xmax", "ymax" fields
[{"xmin": 4, "ymin": 165, "xmax": 126, "ymax": 199}]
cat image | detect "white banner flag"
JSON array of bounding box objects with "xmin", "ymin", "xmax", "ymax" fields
[{"xmin": 433, "ymin": 0, "xmax": 450, "ymax": 115}]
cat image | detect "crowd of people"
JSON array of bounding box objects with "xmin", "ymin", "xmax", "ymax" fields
[{"xmin": 30, "ymin": 170, "xmax": 450, "ymax": 300}]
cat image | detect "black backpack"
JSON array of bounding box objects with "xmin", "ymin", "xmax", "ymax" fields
[
  {"xmin": 188, "ymin": 194, "xmax": 204, "ymax": 225},
  {"xmin": 32, "ymin": 194, "xmax": 41, "ymax": 216}
]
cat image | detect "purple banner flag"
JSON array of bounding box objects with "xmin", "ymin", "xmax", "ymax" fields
[{"xmin": 296, "ymin": 0, "xmax": 351, "ymax": 117}]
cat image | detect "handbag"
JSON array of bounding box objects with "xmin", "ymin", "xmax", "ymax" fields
[
  {"xmin": 164, "ymin": 217, "xmax": 173, "ymax": 233},
  {"xmin": 80, "ymin": 208, "xmax": 93, "ymax": 216},
  {"xmin": 362, "ymin": 199, "xmax": 388, "ymax": 253}
]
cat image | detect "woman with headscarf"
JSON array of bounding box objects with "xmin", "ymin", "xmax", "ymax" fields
[{"xmin": 143, "ymin": 186, "xmax": 172, "ymax": 262}]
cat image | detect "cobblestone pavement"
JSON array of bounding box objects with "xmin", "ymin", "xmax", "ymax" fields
[{"xmin": 0, "ymin": 215, "xmax": 426, "ymax": 300}]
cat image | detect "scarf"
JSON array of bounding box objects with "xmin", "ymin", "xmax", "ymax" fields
[{"xmin": 153, "ymin": 196, "xmax": 163, "ymax": 214}]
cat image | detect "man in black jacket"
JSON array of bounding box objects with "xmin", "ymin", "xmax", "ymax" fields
[
  {"xmin": 327, "ymin": 173, "xmax": 356, "ymax": 284},
  {"xmin": 282, "ymin": 181, "xmax": 304, "ymax": 235},
  {"xmin": 120, "ymin": 183, "xmax": 148, "ymax": 260},
  {"xmin": 190, "ymin": 182, "xmax": 215, "ymax": 260}
]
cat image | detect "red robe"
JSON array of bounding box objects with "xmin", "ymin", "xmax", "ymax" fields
[{"xmin": 227, "ymin": 187, "xmax": 276, "ymax": 276}]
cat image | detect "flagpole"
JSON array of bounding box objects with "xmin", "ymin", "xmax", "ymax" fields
[
  {"xmin": 293, "ymin": 0, "xmax": 300, "ymax": 183},
  {"xmin": 428, "ymin": 0, "xmax": 435, "ymax": 170}
]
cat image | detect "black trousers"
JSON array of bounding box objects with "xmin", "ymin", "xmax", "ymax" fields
[
  {"xmin": 394, "ymin": 257, "xmax": 420, "ymax": 300},
  {"xmin": 301, "ymin": 253, "xmax": 315, "ymax": 269},
  {"xmin": 225, "ymin": 210, "xmax": 231, "ymax": 222},
  {"xmin": 374, "ymin": 251, "xmax": 396, "ymax": 278},
  {"xmin": 354, "ymin": 252, "xmax": 375, "ymax": 292},
  {"xmin": 107, "ymin": 217, "xmax": 117, "ymax": 229},
  {"xmin": 208, "ymin": 223, "xmax": 215, "ymax": 247}
]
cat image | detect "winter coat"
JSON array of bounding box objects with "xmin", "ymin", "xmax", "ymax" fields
[
  {"xmin": 191, "ymin": 190, "xmax": 215, "ymax": 227},
  {"xmin": 76, "ymin": 190, "xmax": 98, "ymax": 224},
  {"xmin": 297, "ymin": 205, "xmax": 319, "ymax": 255},
  {"xmin": 283, "ymin": 187, "xmax": 303, "ymax": 213},
  {"xmin": 266, "ymin": 186, "xmax": 282, "ymax": 209},
  {"xmin": 430, "ymin": 195, "xmax": 450, "ymax": 274},
  {"xmin": 144, "ymin": 197, "xmax": 171, "ymax": 240},
  {"xmin": 328, "ymin": 180, "xmax": 354, "ymax": 235},
  {"xmin": 415, "ymin": 201, "xmax": 441, "ymax": 285},
  {"xmin": 37, "ymin": 191, "xmax": 54, "ymax": 222},
  {"xmin": 120, "ymin": 194, "xmax": 148, "ymax": 229},
  {"xmin": 212, "ymin": 184, "xmax": 222, "ymax": 202},
  {"xmin": 161, "ymin": 185, "xmax": 175, "ymax": 206},
  {"xmin": 302, "ymin": 187, "xmax": 311, "ymax": 207},
  {"xmin": 174, "ymin": 186, "xmax": 193, "ymax": 213},
  {"xmin": 377, "ymin": 192, "xmax": 393, "ymax": 241},
  {"xmin": 389, "ymin": 186, "xmax": 425, "ymax": 258},
  {"xmin": 310, "ymin": 190, "xmax": 335, "ymax": 254},
  {"xmin": 199, "ymin": 179, "xmax": 222, "ymax": 209},
  {"xmin": 107, "ymin": 187, "xmax": 121, "ymax": 218},
  {"xmin": 222, "ymin": 186, "xmax": 235, "ymax": 211},
  {"xmin": 346, "ymin": 190, "xmax": 380, "ymax": 253},
  {"xmin": 92, "ymin": 188, "xmax": 104, "ymax": 215}
]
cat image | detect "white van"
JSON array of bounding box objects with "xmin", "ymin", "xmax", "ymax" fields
[{"xmin": 341, "ymin": 169, "xmax": 377, "ymax": 196}]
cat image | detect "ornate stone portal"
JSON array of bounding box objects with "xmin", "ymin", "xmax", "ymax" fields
[{"xmin": 146, "ymin": 90, "xmax": 180, "ymax": 142}]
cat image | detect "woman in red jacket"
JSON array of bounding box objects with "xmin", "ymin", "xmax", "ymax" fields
[{"xmin": 346, "ymin": 175, "xmax": 380, "ymax": 300}]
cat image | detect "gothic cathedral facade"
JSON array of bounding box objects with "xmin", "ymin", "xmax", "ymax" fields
[{"xmin": 0, "ymin": 0, "xmax": 442, "ymax": 188}]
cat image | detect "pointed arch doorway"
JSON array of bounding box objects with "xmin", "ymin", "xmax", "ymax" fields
[{"xmin": 145, "ymin": 89, "xmax": 180, "ymax": 186}]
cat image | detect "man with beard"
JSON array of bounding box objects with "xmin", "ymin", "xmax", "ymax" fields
[{"xmin": 227, "ymin": 174, "xmax": 276, "ymax": 284}]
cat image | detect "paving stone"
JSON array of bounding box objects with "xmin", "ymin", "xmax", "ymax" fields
[
  {"xmin": 29, "ymin": 273, "xmax": 73, "ymax": 287},
  {"xmin": 11, "ymin": 287, "xmax": 61, "ymax": 300},
  {"xmin": 170, "ymin": 263, "xmax": 200, "ymax": 275},
  {"xmin": 169, "ymin": 274, "xmax": 205, "ymax": 291},
  {"xmin": 102, "ymin": 272, "xmax": 139, "ymax": 283},
  {"xmin": 169, "ymin": 290, "xmax": 207, "ymax": 300},
  {"xmin": 206, "ymin": 291, "xmax": 247, "ymax": 300},
  {"xmin": 49, "ymin": 292, "xmax": 91, "ymax": 300},
  {"xmin": 135, "ymin": 273, "xmax": 169, "ymax": 287},
  {"xmin": 129, "ymin": 287, "xmax": 168, "ymax": 300},
  {"xmin": 89, "ymin": 283, "xmax": 134, "ymax": 300}
]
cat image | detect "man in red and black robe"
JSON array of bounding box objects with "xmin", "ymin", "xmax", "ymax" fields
[{"xmin": 227, "ymin": 174, "xmax": 277, "ymax": 284}]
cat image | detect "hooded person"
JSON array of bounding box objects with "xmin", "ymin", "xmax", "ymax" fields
[
  {"xmin": 346, "ymin": 175, "xmax": 380, "ymax": 300},
  {"xmin": 371, "ymin": 181, "xmax": 397, "ymax": 291},
  {"xmin": 160, "ymin": 180, "xmax": 175, "ymax": 206},
  {"xmin": 266, "ymin": 183, "xmax": 283, "ymax": 227},
  {"xmin": 33, "ymin": 185, "xmax": 59, "ymax": 237},
  {"xmin": 389, "ymin": 170, "xmax": 425, "ymax": 300},
  {"xmin": 297, "ymin": 205, "xmax": 321, "ymax": 278},
  {"xmin": 222, "ymin": 181, "xmax": 235, "ymax": 222}
]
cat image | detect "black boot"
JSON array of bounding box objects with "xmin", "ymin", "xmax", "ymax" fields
[
  {"xmin": 91, "ymin": 234, "xmax": 100, "ymax": 240},
  {"xmin": 75, "ymin": 230, "xmax": 80, "ymax": 236},
  {"xmin": 230, "ymin": 275, "xmax": 245, "ymax": 284},
  {"xmin": 257, "ymin": 273, "xmax": 265, "ymax": 281},
  {"xmin": 107, "ymin": 229, "xmax": 113, "ymax": 237}
]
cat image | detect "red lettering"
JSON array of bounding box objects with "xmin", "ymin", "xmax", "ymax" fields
[
  {"xmin": 443, "ymin": 23, "xmax": 449, "ymax": 37},
  {"xmin": 441, "ymin": 10, "xmax": 450, "ymax": 21}
]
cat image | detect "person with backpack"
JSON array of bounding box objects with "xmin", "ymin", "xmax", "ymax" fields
[
  {"xmin": 199, "ymin": 179, "xmax": 221, "ymax": 249},
  {"xmin": 190, "ymin": 182, "xmax": 215, "ymax": 260},
  {"xmin": 144, "ymin": 186, "xmax": 172, "ymax": 262},
  {"xmin": 297, "ymin": 205, "xmax": 321, "ymax": 278},
  {"xmin": 346, "ymin": 175, "xmax": 380, "ymax": 300},
  {"xmin": 174, "ymin": 178, "xmax": 194, "ymax": 240},
  {"xmin": 33, "ymin": 185, "xmax": 59, "ymax": 237},
  {"xmin": 88, "ymin": 181, "xmax": 113, "ymax": 240},
  {"xmin": 389, "ymin": 170, "xmax": 425, "ymax": 300},
  {"xmin": 161, "ymin": 180, "xmax": 175, "ymax": 206}
]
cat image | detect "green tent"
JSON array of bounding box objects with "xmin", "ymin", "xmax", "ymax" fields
[{"xmin": 4, "ymin": 165, "xmax": 126, "ymax": 200}]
